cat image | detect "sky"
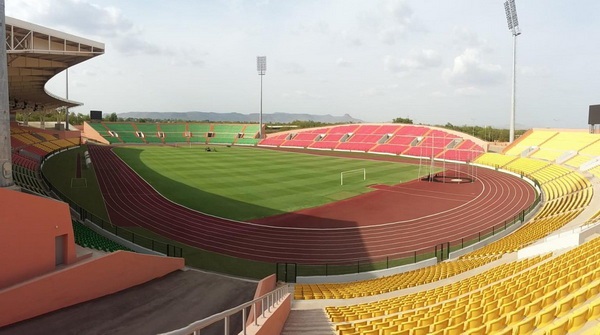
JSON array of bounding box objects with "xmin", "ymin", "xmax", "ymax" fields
[{"xmin": 6, "ymin": 0, "xmax": 600, "ymax": 128}]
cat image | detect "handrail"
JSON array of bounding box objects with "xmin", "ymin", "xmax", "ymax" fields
[{"xmin": 159, "ymin": 284, "xmax": 291, "ymax": 335}]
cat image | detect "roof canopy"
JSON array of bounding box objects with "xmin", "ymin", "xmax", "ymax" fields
[{"xmin": 6, "ymin": 17, "xmax": 105, "ymax": 111}]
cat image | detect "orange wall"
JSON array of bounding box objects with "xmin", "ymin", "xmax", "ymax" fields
[
  {"xmin": 0, "ymin": 251, "xmax": 184, "ymax": 327},
  {"xmin": 0, "ymin": 188, "xmax": 77, "ymax": 289},
  {"xmin": 247, "ymin": 274, "xmax": 277, "ymax": 325},
  {"xmin": 82, "ymin": 121, "xmax": 109, "ymax": 144}
]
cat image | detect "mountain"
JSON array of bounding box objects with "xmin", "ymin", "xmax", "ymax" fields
[{"xmin": 117, "ymin": 111, "xmax": 363, "ymax": 124}]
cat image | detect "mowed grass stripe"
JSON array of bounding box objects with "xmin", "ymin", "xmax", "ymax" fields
[{"xmin": 114, "ymin": 146, "xmax": 431, "ymax": 221}]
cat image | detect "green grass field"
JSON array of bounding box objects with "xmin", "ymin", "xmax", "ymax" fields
[{"xmin": 113, "ymin": 145, "xmax": 433, "ymax": 221}]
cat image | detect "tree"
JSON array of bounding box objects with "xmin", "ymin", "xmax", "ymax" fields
[
  {"xmin": 392, "ymin": 117, "xmax": 413, "ymax": 124},
  {"xmin": 107, "ymin": 112, "xmax": 118, "ymax": 122}
]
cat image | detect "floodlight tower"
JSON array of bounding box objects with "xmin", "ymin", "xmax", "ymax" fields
[
  {"xmin": 257, "ymin": 56, "xmax": 266, "ymax": 139},
  {"xmin": 504, "ymin": 0, "xmax": 521, "ymax": 143}
]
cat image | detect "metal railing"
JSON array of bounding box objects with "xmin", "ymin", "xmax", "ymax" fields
[{"xmin": 159, "ymin": 284, "xmax": 291, "ymax": 335}]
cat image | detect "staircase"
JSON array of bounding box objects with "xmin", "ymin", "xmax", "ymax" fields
[{"xmin": 281, "ymin": 309, "xmax": 334, "ymax": 335}]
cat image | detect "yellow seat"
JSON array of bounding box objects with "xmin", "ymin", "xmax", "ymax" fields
[
  {"xmin": 555, "ymin": 296, "xmax": 574, "ymax": 317},
  {"xmin": 361, "ymin": 329, "xmax": 380, "ymax": 335},
  {"xmin": 486, "ymin": 317, "xmax": 507, "ymax": 333},
  {"xmin": 442, "ymin": 322, "xmax": 464, "ymax": 335},
  {"xmin": 484, "ymin": 307, "xmax": 501, "ymax": 323},
  {"xmin": 464, "ymin": 315, "xmax": 483, "ymax": 330},
  {"xmin": 525, "ymin": 299, "xmax": 543, "ymax": 316},
  {"xmin": 506, "ymin": 308, "xmax": 525, "ymax": 325},
  {"xmin": 588, "ymin": 297, "xmax": 600, "ymax": 319},
  {"xmin": 381, "ymin": 325, "xmax": 400, "ymax": 335},
  {"xmin": 512, "ymin": 316, "xmax": 536, "ymax": 335},
  {"xmin": 430, "ymin": 319, "xmax": 449, "ymax": 333},
  {"xmin": 339, "ymin": 328, "xmax": 358, "ymax": 335},
  {"xmin": 567, "ymin": 308, "xmax": 589, "ymax": 333},
  {"xmin": 399, "ymin": 320, "xmax": 418, "ymax": 331},
  {"xmin": 543, "ymin": 318, "xmax": 569, "ymax": 335},
  {"xmin": 535, "ymin": 307, "xmax": 556, "ymax": 328},
  {"xmin": 409, "ymin": 324, "xmax": 430, "ymax": 335}
]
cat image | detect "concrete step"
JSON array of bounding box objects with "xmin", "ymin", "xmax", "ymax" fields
[{"xmin": 281, "ymin": 309, "xmax": 334, "ymax": 335}]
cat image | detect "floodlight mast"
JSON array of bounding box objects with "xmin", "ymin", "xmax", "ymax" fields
[
  {"xmin": 257, "ymin": 56, "xmax": 266, "ymax": 139},
  {"xmin": 504, "ymin": 0, "xmax": 521, "ymax": 143}
]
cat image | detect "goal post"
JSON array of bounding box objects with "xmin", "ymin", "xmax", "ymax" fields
[{"xmin": 340, "ymin": 168, "xmax": 366, "ymax": 185}]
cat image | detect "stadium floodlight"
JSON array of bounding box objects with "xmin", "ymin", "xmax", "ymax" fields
[
  {"xmin": 504, "ymin": 0, "xmax": 521, "ymax": 143},
  {"xmin": 257, "ymin": 56, "xmax": 266, "ymax": 139}
]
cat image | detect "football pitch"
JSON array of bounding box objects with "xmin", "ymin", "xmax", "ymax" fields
[{"xmin": 113, "ymin": 145, "xmax": 436, "ymax": 221}]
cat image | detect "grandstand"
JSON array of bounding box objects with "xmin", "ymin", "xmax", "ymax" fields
[
  {"xmin": 260, "ymin": 124, "xmax": 486, "ymax": 163},
  {"xmin": 82, "ymin": 121, "xmax": 262, "ymax": 146}
]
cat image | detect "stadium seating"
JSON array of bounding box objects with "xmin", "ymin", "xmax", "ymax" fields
[
  {"xmin": 295, "ymin": 256, "xmax": 500, "ymax": 300},
  {"xmin": 281, "ymin": 131, "xmax": 324, "ymax": 148},
  {"xmin": 72, "ymin": 221, "xmax": 131, "ymax": 252},
  {"xmin": 160, "ymin": 123, "xmax": 188, "ymax": 142},
  {"xmin": 86, "ymin": 122, "xmax": 266, "ymax": 145},
  {"xmin": 328, "ymin": 236, "xmax": 600, "ymax": 335},
  {"xmin": 336, "ymin": 134, "xmax": 384, "ymax": 152},
  {"xmin": 260, "ymin": 132, "xmax": 289, "ymax": 146},
  {"xmin": 209, "ymin": 124, "xmax": 245, "ymax": 145},
  {"xmin": 135, "ymin": 123, "xmax": 163, "ymax": 143},
  {"xmin": 438, "ymin": 140, "xmax": 484, "ymax": 162},
  {"xmin": 257, "ymin": 124, "xmax": 485, "ymax": 162},
  {"xmin": 102, "ymin": 123, "xmax": 145, "ymax": 143},
  {"xmin": 9, "ymin": 126, "xmax": 81, "ymax": 194},
  {"xmin": 504, "ymin": 130, "xmax": 557, "ymax": 156},
  {"xmin": 530, "ymin": 131, "xmax": 599, "ymax": 162}
]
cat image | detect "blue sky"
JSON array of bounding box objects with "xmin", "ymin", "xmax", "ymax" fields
[{"xmin": 7, "ymin": 0, "xmax": 600, "ymax": 128}]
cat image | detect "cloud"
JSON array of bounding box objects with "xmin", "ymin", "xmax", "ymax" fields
[
  {"xmin": 442, "ymin": 48, "xmax": 504, "ymax": 87},
  {"xmin": 384, "ymin": 49, "xmax": 441, "ymax": 74},
  {"xmin": 7, "ymin": 0, "xmax": 168, "ymax": 56},
  {"xmin": 336, "ymin": 58, "xmax": 352, "ymax": 68},
  {"xmin": 452, "ymin": 26, "xmax": 488, "ymax": 49},
  {"xmin": 10, "ymin": 0, "xmax": 134, "ymax": 38},
  {"xmin": 360, "ymin": 87, "xmax": 386, "ymax": 97},
  {"xmin": 358, "ymin": 0, "xmax": 424, "ymax": 45},
  {"xmin": 282, "ymin": 90, "xmax": 322, "ymax": 99},
  {"xmin": 519, "ymin": 65, "xmax": 550, "ymax": 77},
  {"xmin": 454, "ymin": 87, "xmax": 483, "ymax": 96},
  {"xmin": 283, "ymin": 63, "xmax": 306, "ymax": 74},
  {"xmin": 360, "ymin": 84, "xmax": 399, "ymax": 97}
]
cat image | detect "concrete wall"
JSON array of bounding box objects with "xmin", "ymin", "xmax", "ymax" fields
[
  {"xmin": 82, "ymin": 121, "xmax": 109, "ymax": 144},
  {"xmin": 247, "ymin": 274, "xmax": 277, "ymax": 325},
  {"xmin": 0, "ymin": 251, "xmax": 184, "ymax": 327},
  {"xmin": 244, "ymin": 294, "xmax": 291, "ymax": 335},
  {"xmin": 0, "ymin": 188, "xmax": 77, "ymax": 289},
  {"xmin": 297, "ymin": 258, "xmax": 438, "ymax": 284}
]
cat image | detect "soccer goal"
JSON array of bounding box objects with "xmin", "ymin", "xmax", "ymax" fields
[{"xmin": 340, "ymin": 168, "xmax": 366, "ymax": 185}]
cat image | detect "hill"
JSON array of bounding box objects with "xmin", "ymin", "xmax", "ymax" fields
[{"xmin": 117, "ymin": 111, "xmax": 363, "ymax": 123}]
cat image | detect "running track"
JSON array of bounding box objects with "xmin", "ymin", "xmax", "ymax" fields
[{"xmin": 89, "ymin": 145, "xmax": 536, "ymax": 264}]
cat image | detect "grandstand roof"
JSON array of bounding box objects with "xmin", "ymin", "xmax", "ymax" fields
[{"xmin": 5, "ymin": 16, "xmax": 105, "ymax": 111}]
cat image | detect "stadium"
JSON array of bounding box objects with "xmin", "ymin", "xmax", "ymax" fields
[{"xmin": 1, "ymin": 7, "xmax": 600, "ymax": 335}]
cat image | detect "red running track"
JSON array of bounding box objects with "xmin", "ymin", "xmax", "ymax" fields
[{"xmin": 89, "ymin": 145, "xmax": 536, "ymax": 264}]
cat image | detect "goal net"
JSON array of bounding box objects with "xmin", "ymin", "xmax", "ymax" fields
[{"xmin": 340, "ymin": 168, "xmax": 366, "ymax": 185}]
